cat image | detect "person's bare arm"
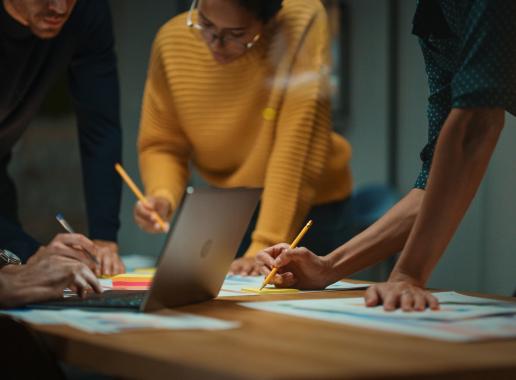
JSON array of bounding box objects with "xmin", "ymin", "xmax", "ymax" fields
[
  {"xmin": 324, "ymin": 188, "xmax": 424, "ymax": 282},
  {"xmin": 366, "ymin": 108, "xmax": 505, "ymax": 311},
  {"xmin": 256, "ymin": 189, "xmax": 424, "ymax": 288}
]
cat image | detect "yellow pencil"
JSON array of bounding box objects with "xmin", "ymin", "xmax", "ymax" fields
[
  {"xmin": 259, "ymin": 220, "xmax": 313, "ymax": 290},
  {"xmin": 114, "ymin": 163, "xmax": 168, "ymax": 231}
]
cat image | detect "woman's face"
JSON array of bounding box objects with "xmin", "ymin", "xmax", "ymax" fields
[{"xmin": 197, "ymin": 0, "xmax": 264, "ymax": 64}]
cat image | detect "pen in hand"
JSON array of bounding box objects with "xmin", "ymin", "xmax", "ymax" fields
[{"xmin": 55, "ymin": 213, "xmax": 99, "ymax": 265}]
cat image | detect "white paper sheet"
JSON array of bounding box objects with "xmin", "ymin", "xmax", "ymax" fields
[
  {"xmin": 268, "ymin": 291, "xmax": 516, "ymax": 321},
  {"xmin": 240, "ymin": 292, "xmax": 516, "ymax": 342},
  {"xmin": 0, "ymin": 309, "xmax": 238, "ymax": 334}
]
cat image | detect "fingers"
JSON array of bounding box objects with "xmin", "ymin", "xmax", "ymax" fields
[
  {"xmin": 274, "ymin": 247, "xmax": 311, "ymax": 268},
  {"xmin": 42, "ymin": 236, "xmax": 97, "ymax": 268},
  {"xmin": 15, "ymin": 257, "xmax": 103, "ymax": 304},
  {"xmin": 238, "ymin": 259, "xmax": 255, "ymax": 276},
  {"xmin": 272, "ymin": 272, "xmax": 296, "ymax": 288},
  {"xmin": 400, "ymin": 292, "xmax": 415, "ymax": 312},
  {"xmin": 228, "ymin": 258, "xmax": 259, "ymax": 276},
  {"xmin": 113, "ymin": 255, "xmax": 126, "ymax": 275},
  {"xmin": 134, "ymin": 200, "xmax": 160, "ymax": 233},
  {"xmin": 255, "ymin": 250, "xmax": 276, "ymax": 273},
  {"xmin": 426, "ymin": 293, "xmax": 440, "ymax": 310},
  {"xmin": 365, "ymin": 285, "xmax": 381, "ymax": 307},
  {"xmin": 100, "ymin": 252, "xmax": 113, "ymax": 277},
  {"xmin": 228, "ymin": 259, "xmax": 241, "ymax": 275},
  {"xmin": 67, "ymin": 263, "xmax": 102, "ymax": 296},
  {"xmin": 264, "ymin": 243, "xmax": 291, "ymax": 258},
  {"xmin": 364, "ymin": 282, "xmax": 439, "ymax": 312},
  {"xmin": 382, "ymin": 290, "xmax": 399, "ymax": 311},
  {"xmin": 53, "ymin": 233, "xmax": 96, "ymax": 256},
  {"xmin": 134, "ymin": 200, "xmax": 170, "ymax": 233}
]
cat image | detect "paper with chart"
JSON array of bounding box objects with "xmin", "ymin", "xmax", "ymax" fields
[
  {"xmin": 241, "ymin": 292, "xmax": 516, "ymax": 342},
  {"xmin": 0, "ymin": 309, "xmax": 238, "ymax": 334}
]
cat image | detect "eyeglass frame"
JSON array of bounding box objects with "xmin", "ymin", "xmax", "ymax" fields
[{"xmin": 186, "ymin": 0, "xmax": 261, "ymax": 50}]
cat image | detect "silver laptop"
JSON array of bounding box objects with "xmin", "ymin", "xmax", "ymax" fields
[{"xmin": 31, "ymin": 187, "xmax": 261, "ymax": 311}]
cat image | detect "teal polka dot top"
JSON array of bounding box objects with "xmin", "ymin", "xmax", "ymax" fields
[{"xmin": 412, "ymin": 0, "xmax": 516, "ymax": 189}]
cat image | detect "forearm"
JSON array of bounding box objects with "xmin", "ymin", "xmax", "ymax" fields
[
  {"xmin": 139, "ymin": 149, "xmax": 190, "ymax": 215},
  {"xmin": 324, "ymin": 189, "xmax": 424, "ymax": 283},
  {"xmin": 392, "ymin": 108, "xmax": 505, "ymax": 285}
]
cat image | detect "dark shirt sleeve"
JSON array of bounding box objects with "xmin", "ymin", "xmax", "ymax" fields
[
  {"xmin": 414, "ymin": 38, "xmax": 454, "ymax": 189},
  {"xmin": 0, "ymin": 216, "xmax": 39, "ymax": 263},
  {"xmin": 414, "ymin": 0, "xmax": 516, "ymax": 189},
  {"xmin": 451, "ymin": 0, "xmax": 516, "ymax": 115},
  {"xmin": 68, "ymin": 0, "xmax": 122, "ymax": 242}
]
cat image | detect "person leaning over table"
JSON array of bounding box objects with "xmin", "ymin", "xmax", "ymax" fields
[
  {"xmin": 0, "ymin": 0, "xmax": 125, "ymax": 275},
  {"xmin": 255, "ymin": 0, "xmax": 516, "ymax": 311},
  {"xmin": 134, "ymin": 0, "xmax": 355, "ymax": 275}
]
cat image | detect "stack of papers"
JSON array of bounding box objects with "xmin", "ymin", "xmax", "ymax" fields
[
  {"xmin": 110, "ymin": 273, "xmax": 153, "ymax": 290},
  {"xmin": 241, "ymin": 292, "xmax": 516, "ymax": 342},
  {"xmin": 0, "ymin": 309, "xmax": 238, "ymax": 334}
]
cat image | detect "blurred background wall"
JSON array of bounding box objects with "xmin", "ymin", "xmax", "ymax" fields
[{"xmin": 9, "ymin": 0, "xmax": 515, "ymax": 295}]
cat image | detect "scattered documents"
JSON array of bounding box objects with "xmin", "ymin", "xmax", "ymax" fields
[
  {"xmin": 0, "ymin": 309, "xmax": 238, "ymax": 334},
  {"xmin": 221, "ymin": 275, "xmax": 370, "ymax": 296},
  {"xmin": 241, "ymin": 292, "xmax": 516, "ymax": 342},
  {"xmin": 100, "ymin": 271, "xmax": 370, "ymax": 296}
]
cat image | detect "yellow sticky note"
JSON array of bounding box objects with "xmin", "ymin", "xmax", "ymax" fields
[
  {"xmin": 241, "ymin": 287, "xmax": 299, "ymax": 294},
  {"xmin": 262, "ymin": 107, "xmax": 277, "ymax": 121},
  {"xmin": 134, "ymin": 267, "xmax": 157, "ymax": 274}
]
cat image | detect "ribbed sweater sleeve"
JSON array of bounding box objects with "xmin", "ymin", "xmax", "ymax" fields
[
  {"xmin": 138, "ymin": 31, "xmax": 192, "ymax": 213},
  {"xmin": 246, "ymin": 7, "xmax": 332, "ymax": 256}
]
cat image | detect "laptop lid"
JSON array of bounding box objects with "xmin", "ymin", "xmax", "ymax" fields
[{"xmin": 141, "ymin": 187, "xmax": 261, "ymax": 312}]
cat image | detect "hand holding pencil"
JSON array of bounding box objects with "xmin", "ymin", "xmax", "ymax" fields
[
  {"xmin": 115, "ymin": 163, "xmax": 170, "ymax": 233},
  {"xmin": 255, "ymin": 220, "xmax": 336, "ymax": 290},
  {"xmin": 259, "ymin": 220, "xmax": 313, "ymax": 290},
  {"xmin": 134, "ymin": 196, "xmax": 171, "ymax": 233}
]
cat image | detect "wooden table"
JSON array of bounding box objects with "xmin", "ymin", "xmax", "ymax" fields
[{"xmin": 30, "ymin": 288, "xmax": 516, "ymax": 380}]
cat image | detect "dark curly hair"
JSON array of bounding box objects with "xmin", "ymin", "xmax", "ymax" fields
[{"xmin": 236, "ymin": 0, "xmax": 283, "ymax": 23}]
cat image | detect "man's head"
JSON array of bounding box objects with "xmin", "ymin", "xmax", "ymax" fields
[{"xmin": 3, "ymin": 0, "xmax": 77, "ymax": 39}]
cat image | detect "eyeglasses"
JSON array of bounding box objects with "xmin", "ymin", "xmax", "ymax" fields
[{"xmin": 186, "ymin": 0, "xmax": 261, "ymax": 52}]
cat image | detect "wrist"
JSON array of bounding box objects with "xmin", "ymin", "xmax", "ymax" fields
[
  {"xmin": 0, "ymin": 264, "xmax": 23, "ymax": 274},
  {"xmin": 388, "ymin": 269, "xmax": 425, "ymax": 287},
  {"xmin": 323, "ymin": 246, "xmax": 353, "ymax": 282},
  {"xmin": 321, "ymin": 253, "xmax": 343, "ymax": 285}
]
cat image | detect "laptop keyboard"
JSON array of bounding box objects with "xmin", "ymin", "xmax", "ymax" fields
[{"xmin": 29, "ymin": 291, "xmax": 148, "ymax": 310}]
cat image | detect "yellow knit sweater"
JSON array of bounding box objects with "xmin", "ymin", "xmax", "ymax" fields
[{"xmin": 138, "ymin": 0, "xmax": 352, "ymax": 256}]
